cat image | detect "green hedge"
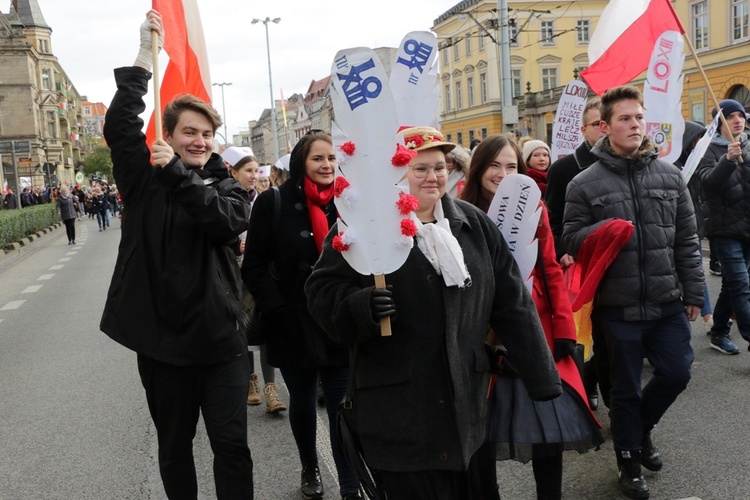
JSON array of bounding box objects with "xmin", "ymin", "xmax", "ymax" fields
[{"xmin": 0, "ymin": 205, "xmax": 60, "ymax": 249}]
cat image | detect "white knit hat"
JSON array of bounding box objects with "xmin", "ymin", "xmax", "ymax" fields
[
  {"xmin": 522, "ymin": 140, "xmax": 550, "ymax": 163},
  {"xmin": 221, "ymin": 146, "xmax": 255, "ymax": 168}
]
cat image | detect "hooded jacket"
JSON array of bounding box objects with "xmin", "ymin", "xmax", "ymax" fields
[
  {"xmin": 99, "ymin": 66, "xmax": 251, "ymax": 366},
  {"xmin": 696, "ymin": 131, "xmax": 750, "ymax": 240},
  {"xmin": 562, "ymin": 136, "xmax": 704, "ymax": 320},
  {"xmin": 242, "ymin": 136, "xmax": 348, "ymax": 369},
  {"xmin": 674, "ymin": 121, "xmax": 707, "ymax": 239}
]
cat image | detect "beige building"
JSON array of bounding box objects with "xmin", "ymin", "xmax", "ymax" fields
[{"xmin": 0, "ymin": 0, "xmax": 86, "ymax": 191}]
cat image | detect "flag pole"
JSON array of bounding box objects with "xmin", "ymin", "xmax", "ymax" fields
[
  {"xmin": 666, "ymin": 0, "xmax": 742, "ymax": 161},
  {"xmin": 152, "ymin": 30, "xmax": 163, "ymax": 142}
]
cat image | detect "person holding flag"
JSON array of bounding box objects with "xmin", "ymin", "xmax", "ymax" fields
[
  {"xmin": 99, "ymin": 11, "xmax": 254, "ymax": 498},
  {"xmin": 696, "ymin": 100, "xmax": 750, "ymax": 355},
  {"xmin": 562, "ymin": 86, "xmax": 703, "ymax": 499}
]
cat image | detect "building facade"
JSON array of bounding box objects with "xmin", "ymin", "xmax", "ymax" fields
[{"xmin": 0, "ymin": 0, "xmax": 86, "ymax": 192}]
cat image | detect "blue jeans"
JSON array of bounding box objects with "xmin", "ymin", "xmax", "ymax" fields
[
  {"xmin": 700, "ymin": 254, "xmax": 712, "ymax": 317},
  {"xmin": 712, "ymin": 237, "xmax": 750, "ymax": 343},
  {"xmin": 602, "ymin": 312, "xmax": 693, "ymax": 451},
  {"xmin": 280, "ymin": 365, "xmax": 358, "ymax": 495}
]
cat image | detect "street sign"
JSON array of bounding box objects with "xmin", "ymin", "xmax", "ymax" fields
[{"xmin": 75, "ymin": 172, "xmax": 84, "ymax": 183}]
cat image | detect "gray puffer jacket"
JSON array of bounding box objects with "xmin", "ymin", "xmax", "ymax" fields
[
  {"xmin": 696, "ymin": 132, "xmax": 750, "ymax": 240},
  {"xmin": 562, "ymin": 137, "xmax": 704, "ymax": 321}
]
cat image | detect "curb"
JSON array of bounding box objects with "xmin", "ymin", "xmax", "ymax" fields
[{"xmin": 0, "ymin": 222, "xmax": 63, "ymax": 265}]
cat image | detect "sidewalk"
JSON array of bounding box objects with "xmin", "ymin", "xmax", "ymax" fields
[{"xmin": 0, "ymin": 221, "xmax": 64, "ymax": 268}]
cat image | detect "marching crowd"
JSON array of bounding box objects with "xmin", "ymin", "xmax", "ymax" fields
[{"xmin": 93, "ymin": 10, "xmax": 750, "ymax": 500}]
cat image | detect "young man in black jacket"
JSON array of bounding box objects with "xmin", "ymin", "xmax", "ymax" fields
[
  {"xmin": 99, "ymin": 11, "xmax": 253, "ymax": 499},
  {"xmin": 563, "ymin": 86, "xmax": 703, "ymax": 500}
]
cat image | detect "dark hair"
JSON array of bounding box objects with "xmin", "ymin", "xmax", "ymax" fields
[
  {"xmin": 461, "ymin": 134, "xmax": 525, "ymax": 211},
  {"xmin": 162, "ymin": 94, "xmax": 223, "ymax": 136},
  {"xmin": 600, "ymin": 86, "xmax": 643, "ymax": 124},
  {"xmin": 229, "ymin": 156, "xmax": 259, "ymax": 171},
  {"xmin": 289, "ymin": 130, "xmax": 332, "ymax": 180},
  {"xmin": 583, "ymin": 97, "xmax": 602, "ymax": 122}
]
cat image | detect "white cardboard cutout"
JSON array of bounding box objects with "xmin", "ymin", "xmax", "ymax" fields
[
  {"xmin": 486, "ymin": 174, "xmax": 541, "ymax": 293},
  {"xmin": 390, "ymin": 31, "xmax": 440, "ymax": 129},
  {"xmin": 550, "ymin": 80, "xmax": 587, "ymax": 161}
]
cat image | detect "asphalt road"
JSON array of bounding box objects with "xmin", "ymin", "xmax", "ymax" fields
[{"xmin": 0, "ymin": 219, "xmax": 748, "ymax": 499}]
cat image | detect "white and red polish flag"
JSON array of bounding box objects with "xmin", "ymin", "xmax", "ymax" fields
[
  {"xmin": 145, "ymin": 0, "xmax": 212, "ymax": 146},
  {"xmin": 580, "ymin": 0, "xmax": 685, "ymax": 95}
]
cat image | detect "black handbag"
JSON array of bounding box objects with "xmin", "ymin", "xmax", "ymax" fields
[{"xmin": 241, "ymin": 187, "xmax": 280, "ymax": 346}]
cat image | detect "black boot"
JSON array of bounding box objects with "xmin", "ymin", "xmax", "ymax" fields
[
  {"xmin": 301, "ymin": 464, "xmax": 324, "ymax": 500},
  {"xmin": 583, "ymin": 358, "xmax": 599, "ymax": 411},
  {"xmin": 617, "ymin": 450, "xmax": 650, "ymax": 499},
  {"xmin": 641, "ymin": 430, "xmax": 663, "ymax": 471}
]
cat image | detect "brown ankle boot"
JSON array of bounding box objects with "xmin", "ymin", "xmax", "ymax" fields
[
  {"xmin": 264, "ymin": 383, "xmax": 287, "ymax": 413},
  {"xmin": 246, "ymin": 374, "xmax": 262, "ymax": 405}
]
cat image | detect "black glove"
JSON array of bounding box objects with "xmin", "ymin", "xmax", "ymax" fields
[
  {"xmin": 553, "ymin": 339, "xmax": 577, "ymax": 362},
  {"xmin": 371, "ymin": 286, "xmax": 396, "ymax": 322}
]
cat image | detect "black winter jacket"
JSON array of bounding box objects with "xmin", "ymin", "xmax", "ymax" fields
[
  {"xmin": 545, "ymin": 139, "xmax": 598, "ymax": 260},
  {"xmin": 562, "ymin": 137, "xmax": 704, "ymax": 320},
  {"xmin": 696, "ymin": 132, "xmax": 750, "ymax": 240},
  {"xmin": 306, "ymin": 195, "xmax": 560, "ymax": 472},
  {"xmin": 99, "ymin": 67, "xmax": 251, "ymax": 366},
  {"xmin": 242, "ymin": 139, "xmax": 348, "ymax": 369}
]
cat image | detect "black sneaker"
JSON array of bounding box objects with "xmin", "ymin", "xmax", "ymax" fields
[
  {"xmin": 618, "ymin": 457, "xmax": 650, "ymax": 499},
  {"xmin": 709, "ymin": 261, "xmax": 722, "ymax": 276},
  {"xmin": 641, "ymin": 431, "xmax": 663, "ymax": 471},
  {"xmin": 301, "ymin": 465, "xmax": 323, "ymax": 500}
]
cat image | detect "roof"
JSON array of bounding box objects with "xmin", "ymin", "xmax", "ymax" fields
[
  {"xmin": 434, "ymin": 0, "xmax": 481, "ymax": 26},
  {"xmin": 11, "ymin": 0, "xmax": 48, "ymax": 28}
]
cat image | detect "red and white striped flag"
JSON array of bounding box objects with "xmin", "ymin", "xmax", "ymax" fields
[
  {"xmin": 145, "ymin": 0, "xmax": 212, "ymax": 146},
  {"xmin": 581, "ymin": 0, "xmax": 685, "ymax": 95}
]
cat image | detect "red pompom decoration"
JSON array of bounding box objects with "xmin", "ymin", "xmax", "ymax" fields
[
  {"xmin": 391, "ymin": 144, "xmax": 418, "ymax": 167},
  {"xmin": 404, "ymin": 134, "xmax": 424, "ymax": 148},
  {"xmin": 332, "ymin": 232, "xmax": 350, "ymax": 252},
  {"xmin": 334, "ymin": 176, "xmax": 351, "ymax": 197},
  {"xmin": 339, "ymin": 141, "xmax": 356, "ymax": 156},
  {"xmin": 396, "ymin": 192, "xmax": 420, "ymax": 215},
  {"xmin": 401, "ymin": 219, "xmax": 418, "ymax": 237}
]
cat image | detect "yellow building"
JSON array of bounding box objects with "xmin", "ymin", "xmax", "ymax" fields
[
  {"xmin": 674, "ymin": 0, "xmax": 750, "ymax": 122},
  {"xmin": 433, "ymin": 0, "xmax": 608, "ymax": 146}
]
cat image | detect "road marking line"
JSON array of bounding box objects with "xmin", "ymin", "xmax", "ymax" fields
[
  {"xmin": 22, "ymin": 285, "xmax": 43, "ymax": 293},
  {"xmin": 65, "ymin": 251, "xmax": 77, "ymax": 256},
  {"xmin": 50, "ymin": 265, "xmax": 64, "ymax": 270},
  {"xmin": 58, "ymin": 258, "xmax": 71, "ymax": 262},
  {"xmin": 73, "ymin": 247, "xmax": 82, "ymax": 250},
  {"xmin": 1, "ymin": 300, "xmax": 25, "ymax": 310},
  {"xmin": 37, "ymin": 274, "xmax": 54, "ymax": 280}
]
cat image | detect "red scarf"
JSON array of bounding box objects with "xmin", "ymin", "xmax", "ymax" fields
[
  {"xmin": 527, "ymin": 168, "xmax": 548, "ymax": 197},
  {"xmin": 303, "ymin": 176, "xmax": 335, "ymax": 254}
]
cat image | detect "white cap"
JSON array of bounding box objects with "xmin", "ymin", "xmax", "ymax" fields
[
  {"xmin": 275, "ymin": 153, "xmax": 291, "ymax": 171},
  {"xmin": 257, "ymin": 165, "xmax": 271, "ymax": 178},
  {"xmin": 221, "ymin": 146, "xmax": 255, "ymax": 168}
]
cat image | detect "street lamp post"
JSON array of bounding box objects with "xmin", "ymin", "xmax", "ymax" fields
[
  {"xmin": 212, "ymin": 82, "xmax": 232, "ymax": 148},
  {"xmin": 252, "ymin": 16, "xmax": 280, "ymax": 164}
]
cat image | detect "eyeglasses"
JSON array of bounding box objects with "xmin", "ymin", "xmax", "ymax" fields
[
  {"xmin": 583, "ymin": 120, "xmax": 601, "ymax": 128},
  {"xmin": 410, "ymin": 163, "xmax": 448, "ymax": 179}
]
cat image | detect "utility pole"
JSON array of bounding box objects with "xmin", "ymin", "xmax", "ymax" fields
[{"xmin": 498, "ymin": 0, "xmax": 518, "ymax": 129}]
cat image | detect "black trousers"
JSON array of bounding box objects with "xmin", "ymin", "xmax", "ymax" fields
[
  {"xmin": 63, "ymin": 218, "xmax": 75, "ymax": 243},
  {"xmin": 137, "ymin": 354, "xmax": 253, "ymax": 499}
]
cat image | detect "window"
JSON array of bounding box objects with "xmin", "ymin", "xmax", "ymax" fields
[
  {"xmin": 480, "ymin": 73, "xmax": 487, "ymax": 104},
  {"xmin": 481, "ymin": 127, "xmax": 488, "ymax": 138},
  {"xmin": 466, "ymin": 32, "xmax": 472, "ymax": 56},
  {"xmin": 457, "ymin": 131, "xmax": 463, "ymax": 146},
  {"xmin": 84, "ymin": 107, "xmax": 91, "ymax": 116},
  {"xmin": 732, "ymin": 0, "xmax": 749, "ymax": 42},
  {"xmin": 577, "ymin": 20, "xmax": 590, "ymax": 44},
  {"xmin": 512, "ymin": 69, "xmax": 522, "ymax": 98},
  {"xmin": 39, "ymin": 39, "xmax": 48, "ymax": 53},
  {"xmin": 542, "ymin": 67, "xmax": 558, "ymax": 91},
  {"xmin": 455, "ymin": 81, "xmax": 463, "ymax": 110},
  {"xmin": 692, "ymin": 1, "xmax": 709, "ymax": 50},
  {"xmin": 443, "ymin": 47, "xmax": 449, "ymax": 66},
  {"xmin": 41, "ymin": 69, "xmax": 51, "ymax": 90},
  {"xmin": 444, "ymin": 84, "xmax": 452, "ymax": 112},
  {"xmin": 541, "ymin": 21, "xmax": 555, "ymax": 46},
  {"xmin": 446, "ymin": 133, "xmax": 452, "ymax": 142},
  {"xmin": 469, "ymin": 129, "xmax": 475, "ymax": 143},
  {"xmin": 46, "ymin": 111, "xmax": 57, "ymax": 138},
  {"xmin": 468, "ymin": 77, "xmax": 475, "ymax": 107},
  {"xmin": 453, "ymin": 41, "xmax": 460, "ymax": 61},
  {"xmin": 479, "ymin": 32, "xmax": 485, "ymax": 51}
]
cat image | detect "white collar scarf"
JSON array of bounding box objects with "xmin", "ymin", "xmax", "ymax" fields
[{"xmin": 414, "ymin": 200, "xmax": 471, "ymax": 288}]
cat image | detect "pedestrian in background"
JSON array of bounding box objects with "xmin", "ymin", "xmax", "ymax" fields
[
  {"xmin": 56, "ymin": 185, "xmax": 78, "ymax": 245},
  {"xmin": 445, "ymin": 145, "xmax": 471, "ymax": 198},
  {"xmin": 99, "ymin": 10, "xmax": 253, "ymax": 498}
]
